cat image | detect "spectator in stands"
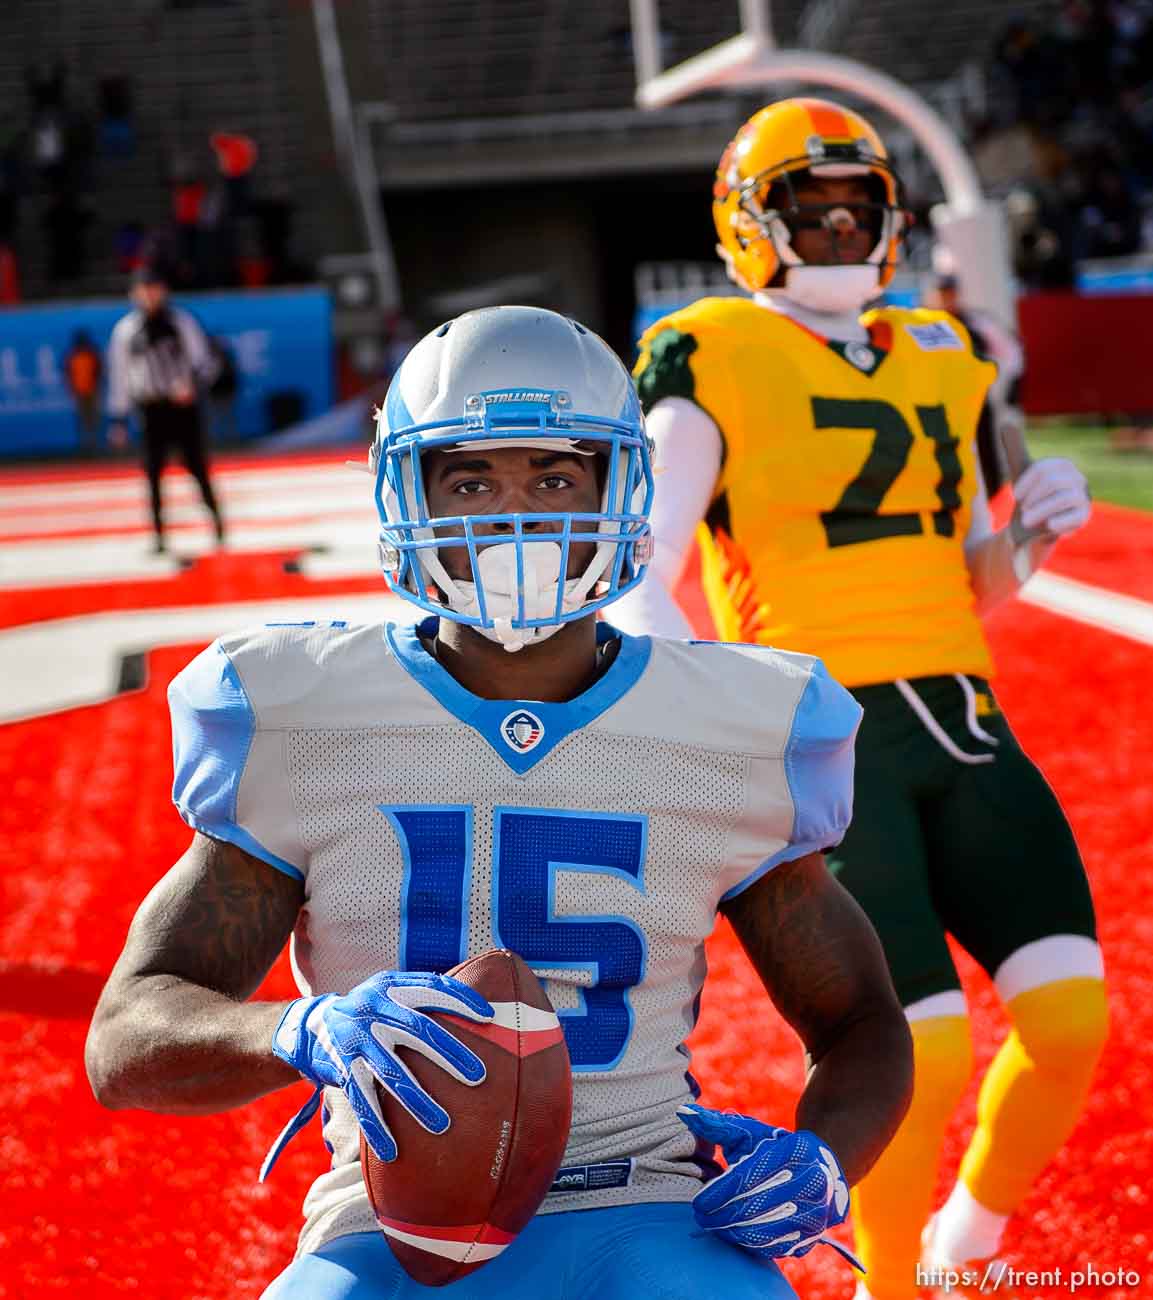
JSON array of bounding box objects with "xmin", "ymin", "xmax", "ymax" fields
[
  {"xmin": 971, "ymin": 114, "xmax": 1070, "ymax": 194},
  {"xmin": 195, "ymin": 182, "xmax": 236, "ymax": 288},
  {"xmin": 65, "ymin": 329, "xmax": 104, "ymax": 454},
  {"xmin": 1111, "ymin": 87, "xmax": 1153, "ymax": 192},
  {"xmin": 115, "ymin": 221, "xmax": 147, "ymax": 275},
  {"xmin": 1112, "ymin": 0, "xmax": 1153, "ymax": 42},
  {"xmin": 195, "ymin": 130, "xmax": 258, "ymax": 287},
  {"xmin": 1055, "ymin": 0, "xmax": 1119, "ymax": 106},
  {"xmin": 165, "ymin": 110, "xmax": 211, "ymax": 285},
  {"xmin": 990, "ymin": 18, "xmax": 1073, "ymax": 129},
  {"xmin": 107, "ymin": 266, "xmax": 225, "ymax": 553},
  {"xmin": 1006, "ymin": 187, "xmax": 1077, "ymax": 289},
  {"xmin": 173, "ymin": 172, "xmax": 208, "ymax": 284},
  {"xmin": 27, "ymin": 106, "xmax": 69, "ymax": 193},
  {"xmin": 1072, "ymin": 153, "xmax": 1144, "ymax": 257},
  {"xmin": 22, "ymin": 64, "xmax": 94, "ymax": 196},
  {"xmin": 980, "ymin": 0, "xmax": 1153, "ymax": 284},
  {"xmin": 210, "ymin": 130, "xmax": 258, "ymax": 219},
  {"xmin": 99, "ymin": 76, "xmax": 137, "ymax": 159}
]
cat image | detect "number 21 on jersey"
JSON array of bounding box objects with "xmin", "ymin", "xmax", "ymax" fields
[
  {"xmin": 816, "ymin": 398, "xmax": 963, "ymax": 548},
  {"xmin": 380, "ymin": 804, "xmax": 648, "ymax": 1072}
]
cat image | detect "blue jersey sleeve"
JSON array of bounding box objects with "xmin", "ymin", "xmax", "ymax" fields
[
  {"xmin": 723, "ymin": 660, "xmax": 860, "ymax": 901},
  {"xmin": 782, "ymin": 660, "xmax": 860, "ymax": 855},
  {"xmin": 168, "ymin": 641, "xmax": 304, "ymax": 879}
]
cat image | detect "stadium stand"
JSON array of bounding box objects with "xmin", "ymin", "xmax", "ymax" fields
[
  {"xmin": 2, "ymin": 1, "xmax": 1150, "ymax": 336},
  {"xmin": 0, "ymin": 0, "xmax": 358, "ymax": 300}
]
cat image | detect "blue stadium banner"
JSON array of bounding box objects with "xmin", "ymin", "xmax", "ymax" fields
[{"xmin": 0, "ymin": 286, "xmax": 333, "ymax": 457}]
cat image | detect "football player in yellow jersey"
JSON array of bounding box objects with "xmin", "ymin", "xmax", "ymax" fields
[{"xmin": 614, "ymin": 98, "xmax": 1107, "ymax": 1300}]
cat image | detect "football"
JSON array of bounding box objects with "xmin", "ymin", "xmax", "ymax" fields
[{"xmin": 360, "ymin": 948, "xmax": 573, "ymax": 1286}]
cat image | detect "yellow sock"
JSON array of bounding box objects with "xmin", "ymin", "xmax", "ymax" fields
[
  {"xmin": 959, "ymin": 976, "xmax": 1108, "ymax": 1213},
  {"xmin": 851, "ymin": 1014, "xmax": 973, "ymax": 1300}
]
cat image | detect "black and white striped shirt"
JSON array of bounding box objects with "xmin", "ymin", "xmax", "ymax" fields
[{"xmin": 107, "ymin": 306, "xmax": 218, "ymax": 417}]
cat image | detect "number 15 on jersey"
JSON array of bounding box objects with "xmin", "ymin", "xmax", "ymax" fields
[{"xmin": 382, "ymin": 805, "xmax": 648, "ymax": 1071}]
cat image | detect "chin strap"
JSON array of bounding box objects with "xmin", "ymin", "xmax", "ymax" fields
[
  {"xmin": 451, "ymin": 541, "xmax": 582, "ymax": 653},
  {"xmin": 485, "ymin": 614, "xmax": 561, "ymax": 653}
]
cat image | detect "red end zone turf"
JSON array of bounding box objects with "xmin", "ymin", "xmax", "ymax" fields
[{"xmin": 2, "ymin": 510, "xmax": 1152, "ymax": 1296}]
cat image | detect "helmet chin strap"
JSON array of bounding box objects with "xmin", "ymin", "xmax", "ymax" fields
[
  {"xmin": 451, "ymin": 541, "xmax": 580, "ymax": 653},
  {"xmin": 765, "ymin": 208, "xmax": 889, "ymax": 314},
  {"xmin": 783, "ymin": 264, "xmax": 882, "ymax": 315}
]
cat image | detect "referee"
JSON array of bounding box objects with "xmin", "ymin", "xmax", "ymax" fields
[{"xmin": 107, "ymin": 266, "xmax": 226, "ymax": 553}]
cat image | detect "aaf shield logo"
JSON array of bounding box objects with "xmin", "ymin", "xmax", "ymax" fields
[
  {"xmin": 501, "ymin": 709, "xmax": 544, "ymax": 754},
  {"xmin": 845, "ymin": 342, "xmax": 877, "ymax": 372}
]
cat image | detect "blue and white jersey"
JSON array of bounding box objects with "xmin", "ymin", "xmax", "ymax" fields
[{"xmin": 168, "ymin": 617, "xmax": 860, "ymax": 1257}]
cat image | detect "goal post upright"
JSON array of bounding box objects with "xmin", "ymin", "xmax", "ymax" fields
[{"xmin": 629, "ymin": 0, "xmax": 1017, "ymax": 331}]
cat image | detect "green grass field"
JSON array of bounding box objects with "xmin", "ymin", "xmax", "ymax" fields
[{"xmin": 1026, "ymin": 420, "xmax": 1153, "ymax": 512}]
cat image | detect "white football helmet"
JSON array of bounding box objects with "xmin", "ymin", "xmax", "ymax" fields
[{"xmin": 371, "ymin": 306, "xmax": 653, "ymax": 651}]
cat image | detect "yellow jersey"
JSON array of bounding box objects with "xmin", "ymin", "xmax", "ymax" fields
[{"xmin": 634, "ymin": 297, "xmax": 997, "ymax": 687}]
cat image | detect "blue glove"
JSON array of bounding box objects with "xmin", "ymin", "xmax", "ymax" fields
[
  {"xmin": 678, "ymin": 1104, "xmax": 860, "ymax": 1270},
  {"xmin": 260, "ymin": 970, "xmax": 494, "ymax": 1179}
]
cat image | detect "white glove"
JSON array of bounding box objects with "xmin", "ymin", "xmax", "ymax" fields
[{"xmin": 1013, "ymin": 458, "xmax": 1090, "ymax": 538}]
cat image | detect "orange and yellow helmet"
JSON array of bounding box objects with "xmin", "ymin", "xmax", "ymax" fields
[{"xmin": 713, "ymin": 97, "xmax": 908, "ymax": 301}]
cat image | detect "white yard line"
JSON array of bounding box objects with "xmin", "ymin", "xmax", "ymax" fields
[
  {"xmin": 0, "ymin": 461, "xmax": 367, "ymax": 511},
  {"xmin": 0, "ymin": 492, "xmax": 369, "ymax": 537},
  {"xmin": 0, "ymin": 459, "xmax": 377, "ymax": 587},
  {"xmin": 0, "ymin": 515, "xmax": 376, "ymax": 588},
  {"xmin": 1017, "ymin": 571, "xmax": 1153, "ymax": 647},
  {"xmin": 1, "ymin": 593, "xmax": 407, "ymax": 722}
]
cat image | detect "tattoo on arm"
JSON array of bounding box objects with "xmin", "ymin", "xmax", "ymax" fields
[
  {"xmin": 86, "ymin": 834, "xmax": 307, "ymax": 1112},
  {"xmin": 720, "ymin": 852, "xmax": 913, "ymax": 1181},
  {"xmin": 126, "ymin": 833, "xmax": 304, "ymax": 1000},
  {"xmin": 720, "ymin": 851, "xmax": 896, "ymax": 1063}
]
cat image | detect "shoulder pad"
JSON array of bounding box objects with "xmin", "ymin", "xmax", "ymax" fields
[
  {"xmin": 212, "ymin": 621, "xmax": 402, "ymax": 724},
  {"xmin": 871, "ymin": 306, "xmax": 985, "ymax": 358}
]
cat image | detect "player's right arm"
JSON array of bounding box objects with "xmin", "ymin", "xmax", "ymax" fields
[
  {"xmin": 87, "ymin": 635, "xmax": 495, "ymax": 1165},
  {"xmin": 85, "ymin": 831, "xmax": 305, "ymax": 1113}
]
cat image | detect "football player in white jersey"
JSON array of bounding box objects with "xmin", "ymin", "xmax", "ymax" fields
[{"xmin": 85, "ymin": 306, "xmax": 912, "ymax": 1299}]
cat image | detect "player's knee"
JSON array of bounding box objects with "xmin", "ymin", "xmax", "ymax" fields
[
  {"xmin": 909, "ymin": 1013, "xmax": 974, "ymax": 1115},
  {"xmin": 1009, "ymin": 977, "xmax": 1109, "ymax": 1077}
]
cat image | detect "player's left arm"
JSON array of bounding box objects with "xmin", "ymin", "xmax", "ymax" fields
[
  {"xmin": 719, "ymin": 851, "xmax": 913, "ymax": 1184},
  {"xmin": 609, "ymin": 396, "xmax": 721, "ymax": 638},
  {"xmin": 956, "ymin": 320, "xmax": 1089, "ymax": 607},
  {"xmin": 963, "ymin": 447, "xmax": 1089, "ymax": 609}
]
